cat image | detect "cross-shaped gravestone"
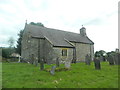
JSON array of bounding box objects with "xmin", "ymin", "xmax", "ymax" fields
[
  {"xmin": 50, "ymin": 66, "xmax": 56, "ymax": 75},
  {"xmin": 94, "ymin": 57, "xmax": 101, "ymax": 70}
]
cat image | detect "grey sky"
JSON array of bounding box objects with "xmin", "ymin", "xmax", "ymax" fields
[{"xmin": 0, "ymin": 0, "xmax": 118, "ymax": 52}]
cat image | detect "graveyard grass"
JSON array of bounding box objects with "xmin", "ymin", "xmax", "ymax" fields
[{"xmin": 2, "ymin": 62, "xmax": 119, "ymax": 88}]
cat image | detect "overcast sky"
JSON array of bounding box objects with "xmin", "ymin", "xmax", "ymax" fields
[{"xmin": 0, "ymin": 0, "xmax": 119, "ymax": 52}]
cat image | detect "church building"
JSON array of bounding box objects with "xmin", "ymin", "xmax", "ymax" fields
[{"xmin": 21, "ymin": 23, "xmax": 94, "ymax": 64}]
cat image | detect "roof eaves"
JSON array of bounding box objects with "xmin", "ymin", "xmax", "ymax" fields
[
  {"xmin": 31, "ymin": 36, "xmax": 45, "ymax": 39},
  {"xmin": 53, "ymin": 45, "xmax": 74, "ymax": 48},
  {"xmin": 86, "ymin": 36, "xmax": 94, "ymax": 44},
  {"xmin": 70, "ymin": 41, "xmax": 93, "ymax": 44}
]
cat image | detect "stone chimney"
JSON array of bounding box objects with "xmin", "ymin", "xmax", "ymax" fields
[{"xmin": 80, "ymin": 25, "xmax": 87, "ymax": 36}]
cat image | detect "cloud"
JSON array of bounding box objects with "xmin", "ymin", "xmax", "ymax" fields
[{"xmin": 0, "ymin": 0, "xmax": 119, "ymax": 52}]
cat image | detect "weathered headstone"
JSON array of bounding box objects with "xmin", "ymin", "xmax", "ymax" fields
[
  {"xmin": 65, "ymin": 61, "xmax": 71, "ymax": 68},
  {"xmin": 114, "ymin": 53, "xmax": 120, "ymax": 65},
  {"xmin": 108, "ymin": 55, "xmax": 114, "ymax": 65},
  {"xmin": 31, "ymin": 54, "xmax": 34, "ymax": 64},
  {"xmin": 99, "ymin": 56, "xmax": 104, "ymax": 62},
  {"xmin": 85, "ymin": 54, "xmax": 91, "ymax": 65},
  {"xmin": 114, "ymin": 53, "xmax": 118, "ymax": 65},
  {"xmin": 40, "ymin": 59, "xmax": 44, "ymax": 70},
  {"xmin": 94, "ymin": 57, "xmax": 101, "ymax": 70},
  {"xmin": 118, "ymin": 53, "xmax": 120, "ymax": 65},
  {"xmin": 56, "ymin": 57, "xmax": 60, "ymax": 67},
  {"xmin": 50, "ymin": 66, "xmax": 56, "ymax": 75}
]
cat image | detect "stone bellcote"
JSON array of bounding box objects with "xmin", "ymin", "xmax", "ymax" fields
[{"xmin": 80, "ymin": 25, "xmax": 87, "ymax": 36}]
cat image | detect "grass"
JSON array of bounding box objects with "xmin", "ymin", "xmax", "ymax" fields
[
  {"xmin": 0, "ymin": 63, "xmax": 2, "ymax": 89},
  {"xmin": 2, "ymin": 62, "xmax": 119, "ymax": 88}
]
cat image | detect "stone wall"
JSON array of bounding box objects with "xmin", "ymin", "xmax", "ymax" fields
[
  {"xmin": 72, "ymin": 42, "xmax": 94, "ymax": 61},
  {"xmin": 21, "ymin": 29, "xmax": 30, "ymax": 62},
  {"xmin": 90, "ymin": 44, "xmax": 94, "ymax": 61},
  {"xmin": 21, "ymin": 33, "xmax": 54, "ymax": 64},
  {"xmin": 44, "ymin": 39, "xmax": 54, "ymax": 64},
  {"xmin": 52, "ymin": 47, "xmax": 73, "ymax": 64},
  {"xmin": 21, "ymin": 27, "xmax": 94, "ymax": 63}
]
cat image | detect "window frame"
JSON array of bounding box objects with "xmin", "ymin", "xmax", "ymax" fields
[{"xmin": 62, "ymin": 49, "xmax": 67, "ymax": 56}]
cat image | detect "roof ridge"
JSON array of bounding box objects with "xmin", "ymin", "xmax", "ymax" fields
[
  {"xmin": 26, "ymin": 24, "xmax": 94, "ymax": 45},
  {"xmin": 27, "ymin": 24, "xmax": 80, "ymax": 35}
]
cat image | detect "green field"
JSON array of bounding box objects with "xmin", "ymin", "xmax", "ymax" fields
[
  {"xmin": 2, "ymin": 62, "xmax": 119, "ymax": 88},
  {"xmin": 0, "ymin": 63, "xmax": 2, "ymax": 89}
]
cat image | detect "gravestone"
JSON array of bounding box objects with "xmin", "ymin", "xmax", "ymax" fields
[
  {"xmin": 85, "ymin": 54, "xmax": 91, "ymax": 65},
  {"xmin": 40, "ymin": 59, "xmax": 44, "ymax": 70},
  {"xmin": 114, "ymin": 53, "xmax": 120, "ymax": 65},
  {"xmin": 118, "ymin": 53, "xmax": 120, "ymax": 65},
  {"xmin": 99, "ymin": 56, "xmax": 104, "ymax": 62},
  {"xmin": 114, "ymin": 53, "xmax": 118, "ymax": 65},
  {"xmin": 32, "ymin": 55, "xmax": 38, "ymax": 66},
  {"xmin": 65, "ymin": 61, "xmax": 71, "ymax": 68},
  {"xmin": 94, "ymin": 57, "xmax": 101, "ymax": 70},
  {"xmin": 56, "ymin": 57, "xmax": 60, "ymax": 67},
  {"xmin": 108, "ymin": 55, "xmax": 114, "ymax": 65},
  {"xmin": 50, "ymin": 66, "xmax": 56, "ymax": 75},
  {"xmin": 34, "ymin": 60, "xmax": 38, "ymax": 66}
]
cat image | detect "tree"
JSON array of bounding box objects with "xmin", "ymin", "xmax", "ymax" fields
[
  {"xmin": 94, "ymin": 50, "xmax": 106, "ymax": 57},
  {"xmin": 16, "ymin": 30, "xmax": 24, "ymax": 55},
  {"xmin": 106, "ymin": 51, "xmax": 116, "ymax": 56},
  {"xmin": 29, "ymin": 22, "xmax": 44, "ymax": 27},
  {"xmin": 2, "ymin": 47, "xmax": 15, "ymax": 58},
  {"xmin": 98, "ymin": 50, "xmax": 106, "ymax": 56},
  {"xmin": 8, "ymin": 37, "xmax": 15, "ymax": 48}
]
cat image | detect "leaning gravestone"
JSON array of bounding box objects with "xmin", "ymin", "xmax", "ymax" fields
[
  {"xmin": 50, "ymin": 66, "xmax": 56, "ymax": 75},
  {"xmin": 40, "ymin": 59, "xmax": 44, "ymax": 70},
  {"xmin": 108, "ymin": 55, "xmax": 114, "ymax": 65},
  {"xmin": 85, "ymin": 54, "xmax": 91, "ymax": 65},
  {"xmin": 65, "ymin": 61, "xmax": 71, "ymax": 68},
  {"xmin": 56, "ymin": 57, "xmax": 60, "ymax": 67},
  {"xmin": 94, "ymin": 57, "xmax": 101, "ymax": 70}
]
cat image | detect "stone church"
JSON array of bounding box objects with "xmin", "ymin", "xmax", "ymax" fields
[{"xmin": 21, "ymin": 23, "xmax": 94, "ymax": 64}]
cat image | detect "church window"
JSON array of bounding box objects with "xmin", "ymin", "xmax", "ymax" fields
[{"xmin": 62, "ymin": 49, "xmax": 67, "ymax": 56}]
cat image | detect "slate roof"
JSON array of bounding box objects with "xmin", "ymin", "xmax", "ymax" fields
[{"xmin": 25, "ymin": 24, "xmax": 94, "ymax": 48}]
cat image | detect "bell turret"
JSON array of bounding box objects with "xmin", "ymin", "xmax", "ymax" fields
[{"xmin": 80, "ymin": 25, "xmax": 87, "ymax": 36}]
